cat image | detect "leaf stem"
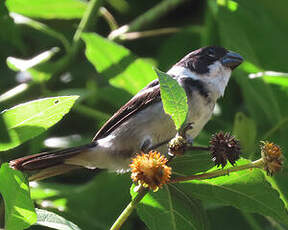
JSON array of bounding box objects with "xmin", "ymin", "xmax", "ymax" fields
[
  {"xmin": 108, "ymin": 0, "xmax": 187, "ymax": 40},
  {"xmin": 170, "ymin": 158, "xmax": 265, "ymax": 183},
  {"xmin": 99, "ymin": 7, "xmax": 118, "ymax": 30},
  {"xmin": 110, "ymin": 187, "xmax": 148, "ymax": 230}
]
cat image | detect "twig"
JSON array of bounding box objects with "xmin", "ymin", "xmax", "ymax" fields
[
  {"xmin": 119, "ymin": 27, "xmax": 180, "ymax": 40},
  {"xmin": 108, "ymin": 0, "xmax": 187, "ymax": 40},
  {"xmin": 170, "ymin": 158, "xmax": 265, "ymax": 183}
]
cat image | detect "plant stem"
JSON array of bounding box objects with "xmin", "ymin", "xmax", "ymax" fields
[
  {"xmin": 110, "ymin": 187, "xmax": 148, "ymax": 230},
  {"xmin": 72, "ymin": 0, "xmax": 102, "ymax": 55},
  {"xmin": 47, "ymin": 0, "xmax": 102, "ymax": 84},
  {"xmin": 108, "ymin": 0, "xmax": 187, "ymax": 40},
  {"xmin": 171, "ymin": 158, "xmax": 265, "ymax": 183}
]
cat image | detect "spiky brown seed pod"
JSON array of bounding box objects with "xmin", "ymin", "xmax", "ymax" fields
[
  {"xmin": 130, "ymin": 151, "xmax": 171, "ymax": 192},
  {"xmin": 210, "ymin": 132, "xmax": 241, "ymax": 168},
  {"xmin": 260, "ymin": 141, "xmax": 283, "ymax": 176},
  {"xmin": 168, "ymin": 135, "xmax": 187, "ymax": 156}
]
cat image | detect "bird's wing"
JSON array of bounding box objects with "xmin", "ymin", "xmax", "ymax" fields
[{"xmin": 92, "ymin": 79, "xmax": 161, "ymax": 141}]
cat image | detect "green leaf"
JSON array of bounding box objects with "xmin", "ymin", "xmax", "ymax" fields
[
  {"xmin": 170, "ymin": 152, "xmax": 214, "ymax": 177},
  {"xmin": 175, "ymin": 159, "xmax": 288, "ymax": 226},
  {"xmin": 0, "ymin": 96, "xmax": 79, "ymax": 151},
  {"xmin": 0, "ymin": 163, "xmax": 36, "ymax": 230},
  {"xmin": 131, "ymin": 184, "xmax": 208, "ymax": 230},
  {"xmin": 35, "ymin": 208, "xmax": 81, "ymax": 230},
  {"xmin": 6, "ymin": 0, "xmax": 87, "ymax": 19},
  {"xmin": 155, "ymin": 69, "xmax": 188, "ymax": 130},
  {"xmin": 232, "ymin": 112, "xmax": 257, "ymax": 155},
  {"xmin": 82, "ymin": 32, "xmax": 155, "ymax": 95}
]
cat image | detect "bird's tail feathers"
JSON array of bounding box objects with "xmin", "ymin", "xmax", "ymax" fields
[{"xmin": 9, "ymin": 142, "xmax": 97, "ymax": 181}]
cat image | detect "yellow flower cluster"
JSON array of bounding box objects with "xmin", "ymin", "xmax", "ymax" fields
[{"xmin": 130, "ymin": 151, "xmax": 171, "ymax": 191}]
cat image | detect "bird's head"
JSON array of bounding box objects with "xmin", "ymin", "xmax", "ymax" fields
[{"xmin": 168, "ymin": 46, "xmax": 243, "ymax": 97}]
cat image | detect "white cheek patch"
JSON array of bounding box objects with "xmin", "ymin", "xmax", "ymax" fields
[{"xmin": 167, "ymin": 66, "xmax": 200, "ymax": 80}]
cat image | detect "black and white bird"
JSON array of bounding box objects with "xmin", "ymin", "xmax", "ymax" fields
[{"xmin": 10, "ymin": 46, "xmax": 243, "ymax": 180}]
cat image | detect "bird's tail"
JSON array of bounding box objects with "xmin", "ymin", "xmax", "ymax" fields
[{"xmin": 9, "ymin": 142, "xmax": 97, "ymax": 181}]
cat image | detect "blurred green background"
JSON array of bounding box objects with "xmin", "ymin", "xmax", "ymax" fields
[{"xmin": 1, "ymin": 0, "xmax": 288, "ymax": 229}]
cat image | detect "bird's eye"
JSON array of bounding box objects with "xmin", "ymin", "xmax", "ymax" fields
[{"xmin": 207, "ymin": 48, "xmax": 216, "ymax": 58}]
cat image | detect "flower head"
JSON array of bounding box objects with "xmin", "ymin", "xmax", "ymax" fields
[
  {"xmin": 260, "ymin": 141, "xmax": 283, "ymax": 175},
  {"xmin": 168, "ymin": 135, "xmax": 187, "ymax": 156},
  {"xmin": 210, "ymin": 131, "xmax": 241, "ymax": 168},
  {"xmin": 130, "ymin": 151, "xmax": 171, "ymax": 191}
]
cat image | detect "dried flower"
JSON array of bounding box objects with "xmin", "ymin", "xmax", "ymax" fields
[
  {"xmin": 168, "ymin": 135, "xmax": 187, "ymax": 156},
  {"xmin": 210, "ymin": 131, "xmax": 241, "ymax": 168},
  {"xmin": 260, "ymin": 141, "xmax": 283, "ymax": 176},
  {"xmin": 130, "ymin": 151, "xmax": 171, "ymax": 191}
]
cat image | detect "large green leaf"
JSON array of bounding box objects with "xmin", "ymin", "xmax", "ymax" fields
[
  {"xmin": 6, "ymin": 0, "xmax": 86, "ymax": 19},
  {"xmin": 170, "ymin": 152, "xmax": 214, "ymax": 177},
  {"xmin": 0, "ymin": 96, "xmax": 79, "ymax": 151},
  {"xmin": 82, "ymin": 32, "xmax": 155, "ymax": 95},
  {"xmin": 156, "ymin": 69, "xmax": 188, "ymax": 130},
  {"xmin": 175, "ymin": 159, "xmax": 288, "ymax": 226},
  {"xmin": 0, "ymin": 163, "xmax": 36, "ymax": 230},
  {"xmin": 35, "ymin": 208, "xmax": 81, "ymax": 230},
  {"xmin": 131, "ymin": 184, "xmax": 208, "ymax": 230}
]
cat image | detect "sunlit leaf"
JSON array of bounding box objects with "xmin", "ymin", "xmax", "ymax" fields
[
  {"xmin": 155, "ymin": 68, "xmax": 188, "ymax": 130},
  {"xmin": 0, "ymin": 96, "xmax": 79, "ymax": 151},
  {"xmin": 82, "ymin": 32, "xmax": 155, "ymax": 95},
  {"xmin": 0, "ymin": 163, "xmax": 36, "ymax": 230},
  {"xmin": 6, "ymin": 0, "xmax": 87, "ymax": 19}
]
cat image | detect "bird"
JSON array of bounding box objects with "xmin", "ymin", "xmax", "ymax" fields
[{"xmin": 9, "ymin": 46, "xmax": 243, "ymax": 181}]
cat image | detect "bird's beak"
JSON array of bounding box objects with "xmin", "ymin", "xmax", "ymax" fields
[{"xmin": 221, "ymin": 51, "xmax": 243, "ymax": 69}]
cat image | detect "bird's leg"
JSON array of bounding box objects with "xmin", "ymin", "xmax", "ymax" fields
[{"xmin": 181, "ymin": 122, "xmax": 194, "ymax": 146}]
